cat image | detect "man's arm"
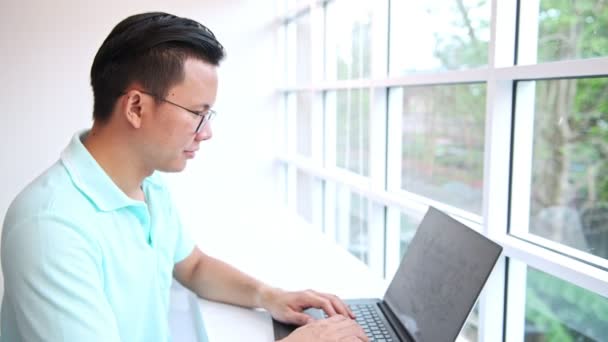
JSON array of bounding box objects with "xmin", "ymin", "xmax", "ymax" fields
[
  {"xmin": 173, "ymin": 247, "xmax": 354, "ymax": 323},
  {"xmin": 173, "ymin": 246, "xmax": 270, "ymax": 308},
  {"xmin": 173, "ymin": 247, "xmax": 368, "ymax": 341},
  {"xmin": 1, "ymin": 216, "xmax": 121, "ymax": 341}
]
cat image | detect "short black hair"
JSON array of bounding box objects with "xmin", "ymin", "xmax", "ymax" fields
[{"xmin": 90, "ymin": 12, "xmax": 225, "ymax": 123}]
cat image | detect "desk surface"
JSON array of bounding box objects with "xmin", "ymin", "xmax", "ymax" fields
[{"xmin": 189, "ymin": 206, "xmax": 388, "ymax": 342}]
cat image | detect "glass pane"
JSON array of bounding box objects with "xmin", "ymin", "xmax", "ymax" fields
[
  {"xmin": 280, "ymin": 163, "xmax": 288, "ymax": 205},
  {"xmin": 336, "ymin": 89, "xmax": 370, "ymax": 176},
  {"xmin": 399, "ymin": 212, "xmax": 421, "ymax": 259},
  {"xmin": 296, "ymin": 170, "xmax": 316, "ymax": 224},
  {"xmin": 525, "ymin": 266, "xmax": 608, "ymax": 341},
  {"xmin": 326, "ymin": 0, "xmax": 373, "ymax": 80},
  {"xmin": 335, "ymin": 186, "xmax": 370, "ymax": 265},
  {"xmin": 286, "ymin": 0, "xmax": 308, "ymax": 10},
  {"xmin": 460, "ymin": 305, "xmax": 480, "ymax": 342},
  {"xmin": 399, "ymin": 84, "xmax": 486, "ymax": 214},
  {"xmin": 390, "ymin": 0, "xmax": 490, "ymax": 74},
  {"xmin": 521, "ymin": 77, "xmax": 608, "ymax": 259},
  {"xmin": 286, "ymin": 14, "xmax": 311, "ymax": 85},
  {"xmin": 521, "ymin": 0, "xmax": 608, "ymax": 64},
  {"xmin": 296, "ymin": 91, "xmax": 313, "ymax": 157}
]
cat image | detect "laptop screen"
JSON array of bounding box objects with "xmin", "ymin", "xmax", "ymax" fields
[{"xmin": 383, "ymin": 207, "xmax": 502, "ymax": 342}]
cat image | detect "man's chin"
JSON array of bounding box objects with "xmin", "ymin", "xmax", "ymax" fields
[{"xmin": 156, "ymin": 160, "xmax": 188, "ymax": 173}]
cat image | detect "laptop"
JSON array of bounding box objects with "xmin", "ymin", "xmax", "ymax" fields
[{"xmin": 273, "ymin": 207, "xmax": 503, "ymax": 342}]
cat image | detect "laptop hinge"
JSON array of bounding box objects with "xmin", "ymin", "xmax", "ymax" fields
[{"xmin": 378, "ymin": 301, "xmax": 417, "ymax": 342}]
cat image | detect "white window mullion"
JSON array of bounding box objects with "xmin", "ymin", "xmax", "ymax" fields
[
  {"xmin": 367, "ymin": 0, "xmax": 389, "ymax": 279},
  {"xmin": 324, "ymin": 91, "xmax": 337, "ymax": 237},
  {"xmin": 510, "ymin": 82, "xmax": 535, "ymax": 236},
  {"xmin": 386, "ymin": 88, "xmax": 403, "ymax": 192},
  {"xmin": 286, "ymin": 91, "xmax": 298, "ymax": 212},
  {"xmin": 479, "ymin": 78, "xmax": 515, "ymax": 342},
  {"xmin": 479, "ymin": 1, "xmax": 518, "ymax": 341},
  {"xmin": 311, "ymin": 92, "xmax": 324, "ymax": 164},
  {"xmin": 324, "ymin": 1, "xmax": 337, "ymax": 82},
  {"xmin": 310, "ymin": 3, "xmax": 324, "ymax": 84},
  {"xmin": 516, "ymin": 0, "xmax": 541, "ymax": 65},
  {"xmin": 285, "ymin": 21, "xmax": 297, "ymax": 87},
  {"xmin": 369, "ymin": 87, "xmax": 388, "ymax": 278},
  {"xmin": 505, "ymin": 258, "xmax": 527, "ymax": 342}
]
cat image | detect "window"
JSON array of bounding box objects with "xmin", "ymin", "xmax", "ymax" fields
[
  {"xmin": 326, "ymin": 0, "xmax": 374, "ymax": 80},
  {"xmin": 295, "ymin": 91, "xmax": 313, "ymax": 157},
  {"xmin": 278, "ymin": 0, "xmax": 608, "ymax": 341},
  {"xmin": 518, "ymin": 0, "xmax": 608, "ymax": 65},
  {"xmin": 335, "ymin": 187, "xmax": 371, "ymax": 264},
  {"xmin": 512, "ymin": 77, "xmax": 608, "ymax": 260},
  {"xmin": 390, "ymin": 0, "xmax": 490, "ymax": 73},
  {"xmin": 393, "ymin": 83, "xmax": 486, "ymax": 214},
  {"xmin": 507, "ymin": 259, "xmax": 608, "ymax": 341},
  {"xmin": 286, "ymin": 13, "xmax": 311, "ymax": 86},
  {"xmin": 333, "ymin": 89, "xmax": 371, "ymax": 176}
]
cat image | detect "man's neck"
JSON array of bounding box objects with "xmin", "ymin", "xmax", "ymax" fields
[{"xmin": 83, "ymin": 124, "xmax": 150, "ymax": 201}]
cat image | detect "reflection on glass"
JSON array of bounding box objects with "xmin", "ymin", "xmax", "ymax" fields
[
  {"xmin": 336, "ymin": 187, "xmax": 370, "ymax": 264},
  {"xmin": 399, "ymin": 84, "xmax": 486, "ymax": 214},
  {"xmin": 460, "ymin": 305, "xmax": 480, "ymax": 342},
  {"xmin": 525, "ymin": 266, "xmax": 608, "ymax": 341},
  {"xmin": 296, "ymin": 92, "xmax": 313, "ymax": 157},
  {"xmin": 523, "ymin": 77, "xmax": 608, "ymax": 259},
  {"xmin": 399, "ymin": 212, "xmax": 420, "ymax": 259},
  {"xmin": 336, "ymin": 89, "xmax": 370, "ymax": 176},
  {"xmin": 287, "ymin": 15, "xmax": 311, "ymax": 85},
  {"xmin": 327, "ymin": 0, "xmax": 373, "ymax": 80},
  {"xmin": 390, "ymin": 0, "xmax": 489, "ymax": 74},
  {"xmin": 529, "ymin": 0, "xmax": 608, "ymax": 63},
  {"xmin": 296, "ymin": 170, "xmax": 315, "ymax": 224}
]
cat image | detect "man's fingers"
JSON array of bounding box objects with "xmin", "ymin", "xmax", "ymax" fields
[
  {"xmin": 335, "ymin": 318, "xmax": 368, "ymax": 342},
  {"xmin": 322, "ymin": 315, "xmax": 368, "ymax": 342},
  {"xmin": 305, "ymin": 291, "xmax": 337, "ymax": 317},
  {"xmin": 327, "ymin": 294, "xmax": 354, "ymax": 319},
  {"xmin": 310, "ymin": 290, "xmax": 354, "ymax": 319},
  {"xmin": 284, "ymin": 311, "xmax": 313, "ymax": 326}
]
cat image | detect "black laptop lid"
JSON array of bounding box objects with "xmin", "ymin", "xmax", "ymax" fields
[{"xmin": 383, "ymin": 207, "xmax": 503, "ymax": 342}]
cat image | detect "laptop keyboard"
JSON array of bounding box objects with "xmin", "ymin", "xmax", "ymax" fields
[{"xmin": 324, "ymin": 304, "xmax": 394, "ymax": 341}]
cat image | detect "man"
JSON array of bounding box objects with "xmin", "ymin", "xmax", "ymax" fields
[{"xmin": 0, "ymin": 12, "xmax": 367, "ymax": 342}]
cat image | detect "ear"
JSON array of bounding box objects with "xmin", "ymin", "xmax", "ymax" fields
[{"xmin": 123, "ymin": 91, "xmax": 145, "ymax": 129}]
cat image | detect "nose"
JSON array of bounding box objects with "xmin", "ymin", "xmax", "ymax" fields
[{"xmin": 195, "ymin": 122, "xmax": 212, "ymax": 142}]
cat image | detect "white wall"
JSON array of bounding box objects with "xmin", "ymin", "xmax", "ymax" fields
[{"xmin": 0, "ymin": 0, "xmax": 282, "ymax": 297}]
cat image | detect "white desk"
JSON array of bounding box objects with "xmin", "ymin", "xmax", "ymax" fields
[{"xmin": 184, "ymin": 206, "xmax": 388, "ymax": 342}]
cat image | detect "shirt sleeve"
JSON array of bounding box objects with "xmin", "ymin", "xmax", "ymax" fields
[{"xmin": 2, "ymin": 214, "xmax": 121, "ymax": 342}]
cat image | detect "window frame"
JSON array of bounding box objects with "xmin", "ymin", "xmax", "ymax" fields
[{"xmin": 276, "ymin": 0, "xmax": 608, "ymax": 341}]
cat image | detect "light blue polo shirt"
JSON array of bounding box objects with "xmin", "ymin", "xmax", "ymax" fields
[{"xmin": 1, "ymin": 131, "xmax": 197, "ymax": 341}]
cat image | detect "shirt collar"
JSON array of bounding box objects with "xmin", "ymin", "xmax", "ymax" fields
[{"xmin": 60, "ymin": 130, "xmax": 159, "ymax": 212}]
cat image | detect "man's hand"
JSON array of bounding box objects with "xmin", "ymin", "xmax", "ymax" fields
[
  {"xmin": 259, "ymin": 287, "xmax": 355, "ymax": 326},
  {"xmin": 279, "ymin": 315, "xmax": 369, "ymax": 342}
]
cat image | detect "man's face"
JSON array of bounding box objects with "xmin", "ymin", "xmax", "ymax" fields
[{"xmin": 142, "ymin": 58, "xmax": 218, "ymax": 172}]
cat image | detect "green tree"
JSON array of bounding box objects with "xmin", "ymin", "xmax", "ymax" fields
[{"xmin": 430, "ymin": 0, "xmax": 608, "ymax": 340}]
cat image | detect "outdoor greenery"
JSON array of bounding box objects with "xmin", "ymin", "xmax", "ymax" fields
[
  {"xmin": 317, "ymin": 0, "xmax": 608, "ymax": 340},
  {"xmin": 525, "ymin": 267, "xmax": 608, "ymax": 341},
  {"xmin": 524, "ymin": 1, "xmax": 608, "ymax": 339},
  {"xmin": 418, "ymin": 0, "xmax": 608, "ymax": 340}
]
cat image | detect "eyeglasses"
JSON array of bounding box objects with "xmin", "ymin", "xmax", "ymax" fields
[{"xmin": 131, "ymin": 90, "xmax": 216, "ymax": 133}]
